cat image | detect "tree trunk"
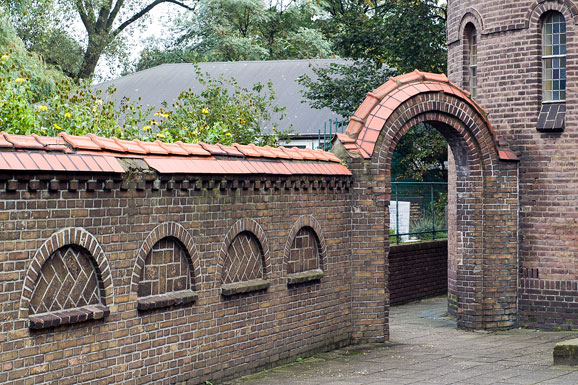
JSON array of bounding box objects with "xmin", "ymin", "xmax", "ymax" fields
[{"xmin": 77, "ymin": 38, "xmax": 107, "ymax": 80}]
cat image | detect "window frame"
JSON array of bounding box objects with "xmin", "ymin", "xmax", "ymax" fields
[{"xmin": 542, "ymin": 12, "xmax": 567, "ymax": 103}]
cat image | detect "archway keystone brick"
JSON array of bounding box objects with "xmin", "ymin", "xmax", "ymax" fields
[{"xmin": 334, "ymin": 71, "xmax": 520, "ymax": 341}]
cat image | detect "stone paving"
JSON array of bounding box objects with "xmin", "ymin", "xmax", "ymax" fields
[{"xmin": 223, "ymin": 296, "xmax": 578, "ymax": 385}]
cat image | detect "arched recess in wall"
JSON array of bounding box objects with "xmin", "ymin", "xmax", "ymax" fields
[
  {"xmin": 339, "ymin": 71, "xmax": 519, "ymax": 333},
  {"xmin": 20, "ymin": 227, "xmax": 114, "ymax": 329},
  {"xmin": 131, "ymin": 222, "xmax": 201, "ymax": 311},
  {"xmin": 284, "ymin": 215, "xmax": 327, "ymax": 285},
  {"xmin": 459, "ymin": 8, "xmax": 484, "ymax": 35},
  {"xmin": 217, "ymin": 218, "xmax": 270, "ymax": 296},
  {"xmin": 459, "ymin": 10, "xmax": 484, "ymax": 96},
  {"xmin": 525, "ymin": 0, "xmax": 578, "ymax": 28}
]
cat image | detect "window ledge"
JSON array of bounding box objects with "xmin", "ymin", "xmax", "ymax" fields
[
  {"xmin": 221, "ymin": 279, "xmax": 270, "ymax": 296},
  {"xmin": 537, "ymin": 102, "xmax": 565, "ymax": 132},
  {"xmin": 138, "ymin": 290, "xmax": 198, "ymax": 311},
  {"xmin": 287, "ymin": 269, "xmax": 324, "ymax": 285},
  {"xmin": 29, "ymin": 304, "xmax": 109, "ymax": 330}
]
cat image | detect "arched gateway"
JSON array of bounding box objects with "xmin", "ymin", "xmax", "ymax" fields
[{"xmin": 333, "ymin": 71, "xmax": 520, "ymax": 342}]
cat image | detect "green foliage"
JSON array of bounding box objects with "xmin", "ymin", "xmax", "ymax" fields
[
  {"xmin": 0, "ymin": 26, "xmax": 287, "ymax": 146},
  {"xmin": 301, "ymin": 0, "xmax": 448, "ymax": 182},
  {"xmin": 299, "ymin": 60, "xmax": 396, "ymax": 119},
  {"xmin": 392, "ymin": 124, "xmax": 448, "ymax": 181},
  {"xmin": 133, "ymin": 0, "xmax": 333, "ymax": 71},
  {"xmin": 409, "ymin": 216, "xmax": 448, "ymax": 241},
  {"xmin": 0, "ymin": 8, "xmax": 68, "ymax": 100},
  {"xmin": 154, "ymin": 68, "xmax": 289, "ymax": 146},
  {"xmin": 319, "ymin": 0, "xmax": 447, "ymax": 74},
  {"xmin": 5, "ymin": 0, "xmax": 84, "ymax": 77}
]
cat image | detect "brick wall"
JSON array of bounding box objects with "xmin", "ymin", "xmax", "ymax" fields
[
  {"xmin": 448, "ymin": 0, "xmax": 578, "ymax": 329},
  {"xmin": 0, "ymin": 170, "xmax": 353, "ymax": 384},
  {"xmin": 389, "ymin": 240, "xmax": 448, "ymax": 305}
]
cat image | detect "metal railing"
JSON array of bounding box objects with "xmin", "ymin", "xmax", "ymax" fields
[
  {"xmin": 317, "ymin": 118, "xmax": 346, "ymax": 150},
  {"xmin": 390, "ymin": 181, "xmax": 448, "ymax": 244}
]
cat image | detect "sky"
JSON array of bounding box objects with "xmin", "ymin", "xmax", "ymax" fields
[{"xmin": 93, "ymin": 3, "xmax": 184, "ymax": 82}]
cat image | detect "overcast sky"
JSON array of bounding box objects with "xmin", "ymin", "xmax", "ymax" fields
[{"xmin": 93, "ymin": 3, "xmax": 183, "ymax": 82}]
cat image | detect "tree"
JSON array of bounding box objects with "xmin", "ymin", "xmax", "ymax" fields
[
  {"xmin": 5, "ymin": 0, "xmax": 199, "ymax": 79},
  {"xmin": 319, "ymin": 0, "xmax": 446, "ymax": 73},
  {"xmin": 131, "ymin": 0, "xmax": 332, "ymax": 71},
  {"xmin": 71, "ymin": 0, "xmax": 199, "ymax": 79},
  {"xmin": 299, "ymin": 0, "xmax": 448, "ymax": 181}
]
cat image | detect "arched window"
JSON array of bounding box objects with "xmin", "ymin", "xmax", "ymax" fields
[
  {"xmin": 542, "ymin": 12, "xmax": 567, "ymax": 102},
  {"xmin": 538, "ymin": 12, "xmax": 566, "ymax": 132},
  {"xmin": 464, "ymin": 24, "xmax": 478, "ymax": 99}
]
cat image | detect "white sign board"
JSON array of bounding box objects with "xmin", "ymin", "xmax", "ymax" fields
[{"xmin": 390, "ymin": 201, "xmax": 411, "ymax": 242}]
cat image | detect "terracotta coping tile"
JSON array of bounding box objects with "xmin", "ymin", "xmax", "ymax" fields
[
  {"xmin": 77, "ymin": 155, "xmax": 101, "ymax": 172},
  {"xmin": 327, "ymin": 163, "xmax": 352, "ymax": 175},
  {"xmin": 200, "ymin": 143, "xmax": 228, "ymax": 156},
  {"xmin": 263, "ymin": 146, "xmax": 290, "ymax": 159},
  {"xmin": 248, "ymin": 161, "xmax": 270, "ymax": 174},
  {"xmin": 55, "ymin": 153, "xmax": 78, "ymax": 171},
  {"xmin": 15, "ymin": 153, "xmax": 38, "ymax": 170},
  {"xmin": 0, "ymin": 133, "xmax": 14, "ymax": 148},
  {"xmin": 234, "ymin": 144, "xmax": 261, "ymax": 157},
  {"xmin": 335, "ymin": 133, "xmax": 355, "ymax": 144},
  {"xmin": 0, "ymin": 155, "xmax": 14, "ymax": 171},
  {"xmin": 240, "ymin": 160, "xmax": 259, "ymax": 174},
  {"xmin": 248, "ymin": 143, "xmax": 275, "ymax": 158},
  {"xmin": 154, "ymin": 141, "xmax": 188, "ymax": 156},
  {"xmin": 176, "ymin": 142, "xmax": 211, "ymax": 156},
  {"xmin": 113, "ymin": 139, "xmax": 147, "ymax": 154},
  {"xmin": 309, "ymin": 149, "xmax": 331, "ymax": 161},
  {"xmin": 87, "ymin": 134, "xmax": 126, "ymax": 152},
  {"xmin": 92, "ymin": 156, "xmax": 114, "ymax": 172},
  {"xmin": 216, "ymin": 160, "xmax": 252, "ymax": 174},
  {"xmin": 1, "ymin": 152, "xmax": 25, "ymax": 169},
  {"xmin": 266, "ymin": 161, "xmax": 291, "ymax": 175},
  {"xmin": 29, "ymin": 153, "xmax": 51, "ymax": 170},
  {"xmin": 101, "ymin": 156, "xmax": 125, "ymax": 173},
  {"xmin": 217, "ymin": 144, "xmax": 245, "ymax": 158},
  {"xmin": 279, "ymin": 147, "xmax": 304, "ymax": 160},
  {"xmin": 30, "ymin": 135, "xmax": 68, "ymax": 152},
  {"xmin": 297, "ymin": 149, "xmax": 316, "ymax": 161},
  {"xmin": 3, "ymin": 133, "xmax": 44, "ymax": 150},
  {"xmin": 281, "ymin": 161, "xmax": 299, "ymax": 174},
  {"xmin": 133, "ymin": 140, "xmax": 168, "ymax": 155},
  {"xmin": 42, "ymin": 153, "xmax": 66, "ymax": 171},
  {"xmin": 373, "ymin": 79, "xmax": 399, "ymax": 99},
  {"xmin": 68, "ymin": 155, "xmax": 91, "ymax": 172},
  {"xmin": 59, "ymin": 133, "xmax": 101, "ymax": 151}
]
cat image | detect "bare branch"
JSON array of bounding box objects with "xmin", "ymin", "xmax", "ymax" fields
[{"xmin": 113, "ymin": 0, "xmax": 197, "ymax": 36}]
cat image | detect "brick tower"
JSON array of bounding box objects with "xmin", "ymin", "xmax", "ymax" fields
[{"xmin": 448, "ymin": 0, "xmax": 578, "ymax": 329}]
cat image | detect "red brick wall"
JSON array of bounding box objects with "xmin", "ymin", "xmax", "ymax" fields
[
  {"xmin": 448, "ymin": 0, "xmax": 578, "ymax": 329},
  {"xmin": 389, "ymin": 240, "xmax": 448, "ymax": 305},
  {"xmin": 0, "ymin": 172, "xmax": 352, "ymax": 384}
]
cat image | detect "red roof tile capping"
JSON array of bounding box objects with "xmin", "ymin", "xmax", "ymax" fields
[
  {"xmin": 336, "ymin": 70, "xmax": 518, "ymax": 162},
  {"xmin": 0, "ymin": 132, "xmax": 351, "ymax": 176}
]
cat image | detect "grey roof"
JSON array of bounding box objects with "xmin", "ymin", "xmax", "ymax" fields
[{"xmin": 94, "ymin": 59, "xmax": 350, "ymax": 136}]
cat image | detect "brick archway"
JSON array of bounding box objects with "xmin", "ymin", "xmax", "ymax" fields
[{"xmin": 334, "ymin": 71, "xmax": 519, "ymax": 342}]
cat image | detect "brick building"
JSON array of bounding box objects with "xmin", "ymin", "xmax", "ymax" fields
[
  {"xmin": 1, "ymin": 3, "xmax": 576, "ymax": 379},
  {"xmin": 447, "ymin": 0, "xmax": 578, "ymax": 329}
]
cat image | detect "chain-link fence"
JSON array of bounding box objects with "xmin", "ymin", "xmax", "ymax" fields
[{"xmin": 390, "ymin": 181, "xmax": 448, "ymax": 244}]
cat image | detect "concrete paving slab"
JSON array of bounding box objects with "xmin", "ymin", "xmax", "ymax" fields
[{"xmin": 222, "ymin": 296, "xmax": 578, "ymax": 385}]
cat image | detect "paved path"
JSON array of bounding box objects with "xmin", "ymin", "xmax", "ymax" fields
[{"xmin": 223, "ymin": 296, "xmax": 578, "ymax": 385}]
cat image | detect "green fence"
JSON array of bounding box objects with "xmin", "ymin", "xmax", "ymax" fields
[
  {"xmin": 317, "ymin": 118, "xmax": 346, "ymax": 150},
  {"xmin": 390, "ymin": 181, "xmax": 448, "ymax": 244}
]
